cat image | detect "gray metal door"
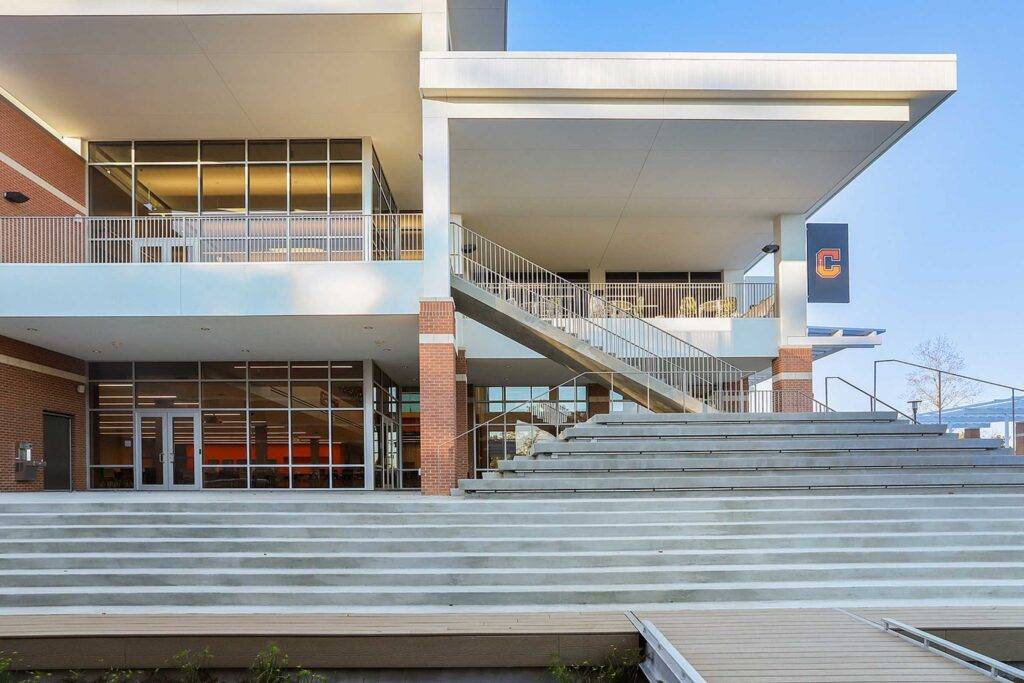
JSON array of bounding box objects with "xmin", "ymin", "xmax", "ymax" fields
[{"xmin": 43, "ymin": 413, "xmax": 72, "ymax": 491}]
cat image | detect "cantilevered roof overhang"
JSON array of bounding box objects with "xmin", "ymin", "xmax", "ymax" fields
[
  {"xmin": 0, "ymin": 6, "xmax": 428, "ymax": 207},
  {"xmin": 423, "ymin": 52, "xmax": 956, "ymax": 272}
]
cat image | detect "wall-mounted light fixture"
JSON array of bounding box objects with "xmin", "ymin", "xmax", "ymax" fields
[
  {"xmin": 761, "ymin": 243, "xmax": 780, "ymax": 254},
  {"xmin": 3, "ymin": 191, "xmax": 29, "ymax": 204}
]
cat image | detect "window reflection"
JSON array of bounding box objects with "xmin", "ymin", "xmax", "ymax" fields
[
  {"xmin": 248, "ymin": 165, "xmax": 287, "ymax": 212},
  {"xmin": 290, "ymin": 164, "xmax": 327, "ymax": 212},
  {"xmin": 89, "ymin": 166, "xmax": 133, "ymax": 216},
  {"xmin": 202, "ymin": 165, "xmax": 245, "ymax": 213},
  {"xmin": 135, "ymin": 165, "xmax": 198, "ymax": 215}
]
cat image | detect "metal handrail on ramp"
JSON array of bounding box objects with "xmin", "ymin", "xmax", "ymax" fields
[
  {"xmin": 626, "ymin": 611, "xmax": 706, "ymax": 683},
  {"xmin": 882, "ymin": 618, "xmax": 1024, "ymax": 682}
]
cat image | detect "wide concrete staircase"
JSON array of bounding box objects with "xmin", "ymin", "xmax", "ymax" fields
[
  {"xmin": 3, "ymin": 487, "xmax": 1024, "ymax": 613},
  {"xmin": 459, "ymin": 411, "xmax": 1024, "ymax": 494},
  {"xmin": 4, "ymin": 413, "xmax": 1024, "ymax": 613}
]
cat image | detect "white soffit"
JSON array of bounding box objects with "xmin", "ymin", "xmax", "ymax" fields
[
  {"xmin": 447, "ymin": 0, "xmax": 507, "ymax": 51},
  {"xmin": 0, "ymin": 12, "xmax": 424, "ymax": 207},
  {"xmin": 450, "ymin": 117, "xmax": 906, "ymax": 272}
]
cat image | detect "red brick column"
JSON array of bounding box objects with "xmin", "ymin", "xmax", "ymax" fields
[
  {"xmin": 587, "ymin": 384, "xmax": 610, "ymax": 418},
  {"xmin": 0, "ymin": 336, "xmax": 87, "ymax": 492},
  {"xmin": 418, "ymin": 299, "xmax": 458, "ymax": 495},
  {"xmin": 1015, "ymin": 422, "xmax": 1024, "ymax": 456},
  {"xmin": 454, "ymin": 348, "xmax": 471, "ymax": 480},
  {"xmin": 772, "ymin": 346, "xmax": 813, "ymax": 412},
  {"xmin": 963, "ymin": 427, "xmax": 981, "ymax": 440}
]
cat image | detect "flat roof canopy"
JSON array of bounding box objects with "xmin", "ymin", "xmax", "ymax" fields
[
  {"xmin": 432, "ymin": 51, "xmax": 956, "ymax": 272},
  {"xmin": 0, "ymin": 12, "xmax": 424, "ymax": 207},
  {"xmin": 451, "ymin": 117, "xmax": 906, "ymax": 271}
]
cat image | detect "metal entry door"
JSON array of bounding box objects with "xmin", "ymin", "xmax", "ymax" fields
[{"xmin": 134, "ymin": 410, "xmax": 201, "ymax": 490}]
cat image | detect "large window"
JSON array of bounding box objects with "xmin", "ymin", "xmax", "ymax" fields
[
  {"xmin": 87, "ymin": 361, "xmax": 366, "ymax": 489},
  {"xmin": 470, "ymin": 385, "xmax": 587, "ymax": 476},
  {"xmin": 87, "ymin": 139, "xmax": 370, "ymax": 216}
]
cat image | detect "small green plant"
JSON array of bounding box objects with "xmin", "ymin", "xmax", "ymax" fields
[
  {"xmin": 171, "ymin": 648, "xmax": 213, "ymax": 683},
  {"xmin": 18, "ymin": 672, "xmax": 53, "ymax": 683},
  {"xmin": 247, "ymin": 644, "xmax": 323, "ymax": 683},
  {"xmin": 0, "ymin": 652, "xmax": 16, "ymax": 683},
  {"xmin": 549, "ymin": 646, "xmax": 644, "ymax": 682},
  {"xmin": 97, "ymin": 668, "xmax": 143, "ymax": 683}
]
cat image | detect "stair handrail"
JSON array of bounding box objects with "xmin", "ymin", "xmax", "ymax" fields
[
  {"xmin": 450, "ymin": 222, "xmax": 747, "ymax": 408},
  {"xmin": 873, "ymin": 358, "xmax": 1023, "ymax": 426},
  {"xmin": 446, "ymin": 369, "xmax": 660, "ymax": 445},
  {"xmin": 463, "ymin": 259, "xmax": 711, "ymax": 395},
  {"xmin": 824, "ymin": 376, "xmax": 918, "ymax": 423}
]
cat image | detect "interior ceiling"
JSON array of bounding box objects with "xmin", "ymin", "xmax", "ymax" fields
[
  {"xmin": 0, "ymin": 13, "xmax": 423, "ymax": 208},
  {"xmin": 450, "ymin": 118, "xmax": 903, "ymax": 272}
]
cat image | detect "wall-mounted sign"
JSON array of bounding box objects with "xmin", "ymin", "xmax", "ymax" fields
[{"xmin": 807, "ymin": 223, "xmax": 849, "ymax": 303}]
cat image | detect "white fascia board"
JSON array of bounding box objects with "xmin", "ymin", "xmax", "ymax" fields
[
  {"xmin": 421, "ymin": 51, "xmax": 957, "ymax": 99},
  {"xmin": 437, "ymin": 99, "xmax": 908, "ymax": 123},
  {"xmin": 0, "ymin": 0, "xmax": 424, "ymax": 15},
  {"xmin": 790, "ymin": 335, "xmax": 884, "ymax": 348}
]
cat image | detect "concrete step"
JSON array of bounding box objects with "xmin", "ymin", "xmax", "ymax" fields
[
  {"xmin": 4, "ymin": 530, "xmax": 1022, "ymax": 555},
  {"xmin": 560, "ymin": 422, "xmax": 945, "ymax": 440},
  {"xmin": 498, "ymin": 466, "xmax": 1024, "ymax": 480},
  {"xmin": 4, "ymin": 562, "xmax": 1023, "ymax": 589},
  {"xmin": 6, "ymin": 501, "xmax": 1022, "ymax": 526},
  {"xmin": 2, "ymin": 546, "xmax": 1021, "ymax": 571},
  {"xmin": 461, "ymin": 470, "xmax": 1024, "ymax": 492},
  {"xmin": 532, "ymin": 436, "xmax": 1006, "ymax": 455},
  {"xmin": 5, "ymin": 517, "xmax": 1022, "ymax": 541},
  {"xmin": 590, "ymin": 411, "xmax": 901, "ymax": 425},
  {"xmin": 5, "ymin": 580, "xmax": 1024, "ymax": 610},
  {"xmin": 502, "ymin": 454, "xmax": 1024, "ymax": 472}
]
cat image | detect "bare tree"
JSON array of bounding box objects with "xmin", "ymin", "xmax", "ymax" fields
[{"xmin": 904, "ymin": 336, "xmax": 980, "ymax": 413}]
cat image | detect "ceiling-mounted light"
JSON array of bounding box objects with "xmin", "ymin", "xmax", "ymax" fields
[
  {"xmin": 3, "ymin": 191, "xmax": 29, "ymax": 203},
  {"xmin": 761, "ymin": 243, "xmax": 780, "ymax": 254},
  {"xmin": 461, "ymin": 244, "xmax": 477, "ymax": 254}
]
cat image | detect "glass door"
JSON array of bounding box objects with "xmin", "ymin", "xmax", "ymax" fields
[{"xmin": 135, "ymin": 410, "xmax": 201, "ymax": 489}]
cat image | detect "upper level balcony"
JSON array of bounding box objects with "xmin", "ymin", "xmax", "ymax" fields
[{"xmin": 0, "ymin": 213, "xmax": 423, "ymax": 265}]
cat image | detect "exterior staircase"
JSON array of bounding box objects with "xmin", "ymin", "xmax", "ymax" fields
[
  {"xmin": 449, "ymin": 222, "xmax": 746, "ymax": 413},
  {"xmin": 4, "ymin": 484, "xmax": 1024, "ymax": 612},
  {"xmin": 459, "ymin": 411, "xmax": 1024, "ymax": 494}
]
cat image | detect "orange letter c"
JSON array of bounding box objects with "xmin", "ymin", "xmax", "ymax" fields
[{"xmin": 816, "ymin": 248, "xmax": 842, "ymax": 279}]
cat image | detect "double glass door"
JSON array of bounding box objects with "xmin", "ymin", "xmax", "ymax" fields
[{"xmin": 135, "ymin": 410, "xmax": 201, "ymax": 489}]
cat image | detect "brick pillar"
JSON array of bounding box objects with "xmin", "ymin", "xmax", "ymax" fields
[
  {"xmin": 587, "ymin": 383, "xmax": 610, "ymax": 418},
  {"xmin": 454, "ymin": 348, "xmax": 470, "ymax": 480},
  {"xmin": 772, "ymin": 346, "xmax": 813, "ymax": 412},
  {"xmin": 963, "ymin": 427, "xmax": 981, "ymax": 440},
  {"xmin": 418, "ymin": 299, "xmax": 458, "ymax": 495},
  {"xmin": 1016, "ymin": 422, "xmax": 1024, "ymax": 456}
]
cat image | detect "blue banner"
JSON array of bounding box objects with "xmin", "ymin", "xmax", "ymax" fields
[{"xmin": 806, "ymin": 223, "xmax": 849, "ymax": 303}]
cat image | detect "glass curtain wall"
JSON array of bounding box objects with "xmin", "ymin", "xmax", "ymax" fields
[
  {"xmin": 87, "ymin": 361, "xmax": 366, "ymax": 489},
  {"xmin": 470, "ymin": 385, "xmax": 587, "ymax": 476},
  {"xmin": 87, "ymin": 139, "xmax": 370, "ymax": 216},
  {"xmin": 399, "ymin": 390, "xmax": 421, "ymax": 489}
]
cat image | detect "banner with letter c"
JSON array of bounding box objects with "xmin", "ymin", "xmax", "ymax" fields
[{"xmin": 806, "ymin": 223, "xmax": 849, "ymax": 303}]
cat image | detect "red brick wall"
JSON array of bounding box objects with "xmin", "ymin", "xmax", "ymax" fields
[
  {"xmin": 419, "ymin": 299, "xmax": 458, "ymax": 495},
  {"xmin": 587, "ymin": 383, "xmax": 610, "ymax": 418},
  {"xmin": 0, "ymin": 335, "xmax": 87, "ymax": 492},
  {"xmin": 963, "ymin": 427, "xmax": 981, "ymax": 440},
  {"xmin": 772, "ymin": 346, "xmax": 814, "ymax": 412},
  {"xmin": 0, "ymin": 95, "xmax": 85, "ymax": 217},
  {"xmin": 455, "ymin": 349, "xmax": 470, "ymax": 479}
]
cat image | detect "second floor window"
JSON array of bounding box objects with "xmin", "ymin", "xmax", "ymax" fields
[{"xmin": 87, "ymin": 139, "xmax": 378, "ymax": 216}]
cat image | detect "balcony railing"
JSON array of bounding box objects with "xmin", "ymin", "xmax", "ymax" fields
[
  {"xmin": 0, "ymin": 213, "xmax": 423, "ymax": 264},
  {"xmin": 493, "ymin": 281, "xmax": 776, "ymax": 319}
]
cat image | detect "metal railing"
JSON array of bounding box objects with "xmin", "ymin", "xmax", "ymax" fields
[
  {"xmin": 451, "ymin": 223, "xmax": 747, "ymax": 411},
  {"xmin": 718, "ymin": 388, "xmax": 832, "ymax": 413},
  {"xmin": 882, "ymin": 619, "xmax": 1024, "ymax": 682},
  {"xmin": 588, "ymin": 281, "xmax": 776, "ymax": 318},
  {"xmin": 825, "ymin": 376, "xmax": 919, "ymax": 422},
  {"xmin": 0, "ymin": 213, "xmax": 423, "ymax": 264},
  {"xmin": 874, "ymin": 359, "xmax": 1023, "ymax": 427}
]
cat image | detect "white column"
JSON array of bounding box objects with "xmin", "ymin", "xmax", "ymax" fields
[
  {"xmin": 421, "ymin": 100, "xmax": 451, "ymax": 298},
  {"xmin": 361, "ymin": 137, "xmax": 373, "ymax": 261},
  {"xmin": 421, "ymin": 0, "xmax": 449, "ymax": 51},
  {"xmin": 773, "ymin": 215, "xmax": 808, "ymax": 345}
]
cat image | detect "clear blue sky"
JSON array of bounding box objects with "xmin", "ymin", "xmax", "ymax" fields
[{"xmin": 507, "ymin": 1, "xmax": 1024, "ymax": 411}]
